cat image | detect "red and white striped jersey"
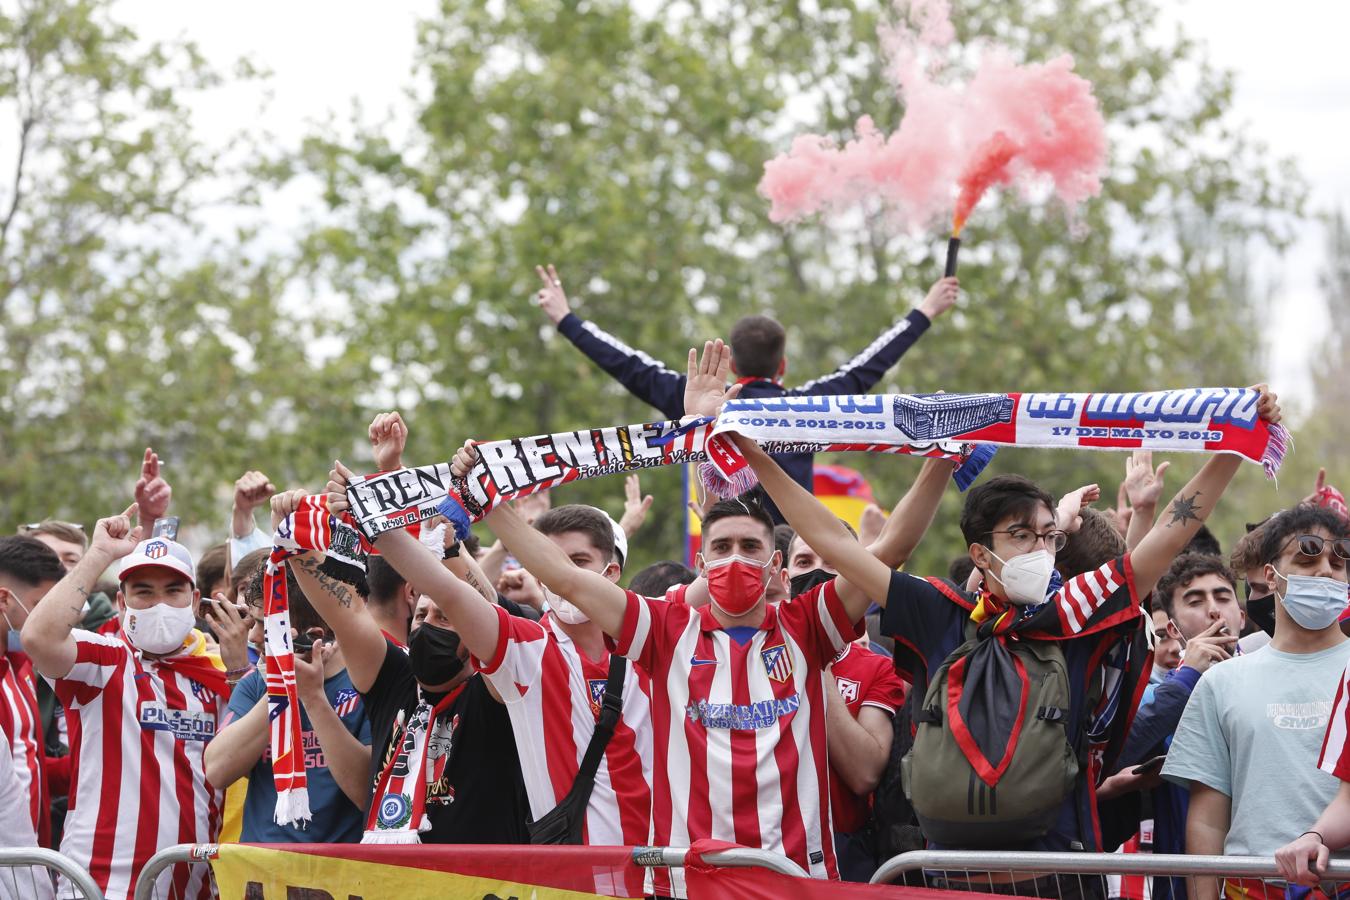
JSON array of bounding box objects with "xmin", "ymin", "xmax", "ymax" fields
[
  {"xmin": 1320, "ymin": 656, "xmax": 1350, "ymax": 780},
  {"xmin": 0, "ymin": 653, "xmax": 45, "ymax": 843},
  {"xmin": 827, "ymin": 642, "xmax": 907, "ymax": 834},
  {"xmin": 53, "ymin": 630, "xmax": 227, "ymax": 900},
  {"xmin": 474, "ymin": 605, "xmax": 652, "ymax": 846},
  {"xmin": 612, "ymin": 579, "xmax": 863, "ymax": 892}
]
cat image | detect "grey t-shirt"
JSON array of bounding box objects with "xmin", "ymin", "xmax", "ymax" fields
[{"xmin": 1162, "ymin": 639, "xmax": 1350, "ymax": 856}]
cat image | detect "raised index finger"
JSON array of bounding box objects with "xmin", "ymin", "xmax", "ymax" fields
[{"xmin": 122, "ymin": 502, "xmax": 139, "ymax": 519}]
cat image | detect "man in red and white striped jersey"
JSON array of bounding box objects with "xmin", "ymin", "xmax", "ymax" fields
[
  {"xmin": 371, "ymin": 504, "xmax": 653, "ymax": 846},
  {"xmin": 0, "ymin": 536, "xmax": 66, "ymax": 855},
  {"xmin": 22, "ymin": 506, "xmax": 228, "ymax": 900},
  {"xmin": 451, "ymin": 342, "xmax": 907, "ymax": 895}
]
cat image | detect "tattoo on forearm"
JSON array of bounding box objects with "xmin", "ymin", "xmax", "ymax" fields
[
  {"xmin": 1166, "ymin": 491, "xmax": 1203, "ymax": 528},
  {"xmin": 76, "ymin": 586, "xmax": 89, "ymax": 599},
  {"xmin": 293, "ymin": 555, "xmax": 355, "ymax": 609}
]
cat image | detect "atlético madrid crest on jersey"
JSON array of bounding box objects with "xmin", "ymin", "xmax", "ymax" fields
[
  {"xmin": 588, "ymin": 679, "xmax": 607, "ymax": 719},
  {"xmin": 761, "ymin": 644, "xmax": 793, "ymax": 683}
]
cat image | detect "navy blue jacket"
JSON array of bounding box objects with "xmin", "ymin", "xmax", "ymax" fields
[{"xmin": 556, "ymin": 309, "xmax": 933, "ymax": 520}]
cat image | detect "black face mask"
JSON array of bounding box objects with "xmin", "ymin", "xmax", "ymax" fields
[
  {"xmin": 790, "ymin": 568, "xmax": 836, "ymax": 599},
  {"xmin": 1246, "ymin": 593, "xmax": 1276, "ymax": 638},
  {"xmin": 408, "ymin": 622, "xmax": 466, "ymax": 687}
]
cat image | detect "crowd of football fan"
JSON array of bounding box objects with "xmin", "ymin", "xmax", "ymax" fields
[{"xmin": 2, "ymin": 267, "xmax": 1348, "ymax": 900}]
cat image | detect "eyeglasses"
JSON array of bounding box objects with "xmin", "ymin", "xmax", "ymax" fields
[
  {"xmin": 1280, "ymin": 534, "xmax": 1350, "ymax": 562},
  {"xmin": 986, "ymin": 527, "xmax": 1069, "ymax": 554}
]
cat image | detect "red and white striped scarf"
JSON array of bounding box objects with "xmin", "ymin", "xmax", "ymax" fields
[{"xmin": 264, "ymin": 495, "xmax": 372, "ymax": 827}]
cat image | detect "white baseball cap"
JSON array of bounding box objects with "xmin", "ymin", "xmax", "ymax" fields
[
  {"xmin": 117, "ymin": 538, "xmax": 196, "ymax": 587},
  {"xmin": 585, "ymin": 507, "xmax": 628, "ymax": 570}
]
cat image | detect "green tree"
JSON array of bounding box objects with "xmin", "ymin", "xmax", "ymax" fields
[
  {"xmin": 0, "ymin": 0, "xmax": 349, "ymax": 532},
  {"xmin": 279, "ymin": 0, "xmax": 1305, "ymax": 572}
]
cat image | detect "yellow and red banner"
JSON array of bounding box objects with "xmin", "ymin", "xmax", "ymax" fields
[{"xmin": 210, "ymin": 843, "xmax": 647, "ymax": 898}]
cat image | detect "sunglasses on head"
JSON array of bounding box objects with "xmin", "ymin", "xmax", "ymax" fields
[
  {"xmin": 21, "ymin": 521, "xmax": 85, "ymax": 532},
  {"xmin": 1281, "ymin": 534, "xmax": 1350, "ymax": 562}
]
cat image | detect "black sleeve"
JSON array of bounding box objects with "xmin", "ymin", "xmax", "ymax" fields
[
  {"xmin": 879, "ymin": 572, "xmax": 952, "ymax": 683},
  {"xmin": 792, "ymin": 310, "xmax": 931, "ymax": 396},
  {"xmin": 555, "ymin": 313, "xmax": 686, "ymax": 419},
  {"xmin": 1112, "ymin": 668, "xmax": 1201, "ymax": 772}
]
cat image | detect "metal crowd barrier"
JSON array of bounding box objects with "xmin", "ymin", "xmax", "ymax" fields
[
  {"xmin": 0, "ymin": 847, "xmax": 102, "ymax": 900},
  {"xmin": 872, "ymin": 850, "xmax": 1350, "ymax": 895},
  {"xmin": 133, "ymin": 842, "xmax": 807, "ymax": 899}
]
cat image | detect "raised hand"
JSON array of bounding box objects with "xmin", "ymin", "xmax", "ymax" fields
[
  {"xmin": 683, "ymin": 339, "xmax": 742, "ymax": 419},
  {"xmin": 202, "ymin": 592, "xmax": 252, "ymax": 673},
  {"xmin": 1124, "ymin": 451, "xmax": 1170, "ymax": 510},
  {"xmin": 619, "ymin": 474, "xmax": 654, "ymax": 537},
  {"xmin": 368, "ymin": 411, "xmax": 409, "ymax": 472},
  {"xmin": 918, "ymin": 276, "xmax": 960, "ymax": 319},
  {"xmin": 534, "ymin": 264, "xmax": 572, "ymax": 325},
  {"xmin": 272, "ymin": 488, "xmax": 311, "ymax": 531},
  {"xmin": 450, "ymin": 440, "xmax": 480, "ymax": 479},
  {"xmin": 91, "ymin": 504, "xmax": 143, "ymax": 562},
  {"xmin": 514, "ymin": 488, "xmax": 552, "ymax": 526},
  {"xmin": 134, "ymin": 448, "xmax": 172, "ymax": 524},
  {"xmin": 1055, "ymin": 484, "xmax": 1100, "ymax": 534},
  {"xmin": 859, "ymin": 503, "xmax": 887, "ymax": 546},
  {"xmin": 233, "ymin": 470, "xmax": 276, "ymax": 513},
  {"xmin": 1251, "ymin": 383, "xmax": 1280, "ymax": 425}
]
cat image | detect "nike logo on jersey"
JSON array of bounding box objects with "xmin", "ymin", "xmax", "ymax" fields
[{"xmin": 689, "ymin": 657, "xmax": 718, "ymax": 666}]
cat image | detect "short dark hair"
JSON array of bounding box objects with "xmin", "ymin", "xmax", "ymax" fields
[
  {"xmin": 1183, "ymin": 525, "xmax": 1221, "ymax": 558},
  {"xmin": 948, "ymin": 555, "xmax": 975, "ymax": 586},
  {"xmin": 959, "ymin": 475, "xmax": 1055, "ymax": 548},
  {"xmin": 243, "ymin": 565, "xmax": 325, "ymax": 633},
  {"xmin": 773, "ymin": 524, "xmax": 796, "ymax": 560},
  {"xmin": 1055, "ymin": 508, "xmax": 1127, "ymax": 580},
  {"xmin": 701, "ymin": 495, "xmax": 776, "ymax": 546},
  {"xmin": 462, "ymin": 533, "xmax": 482, "ymax": 557},
  {"xmin": 19, "ymin": 519, "xmax": 87, "ymax": 549},
  {"xmin": 1230, "ymin": 520, "xmax": 1269, "ymax": 573},
  {"xmin": 1155, "ymin": 553, "xmax": 1237, "ymax": 618},
  {"xmin": 231, "ymin": 548, "xmax": 269, "ymax": 601},
  {"xmin": 729, "ymin": 315, "xmax": 786, "ymax": 379},
  {"xmin": 629, "ymin": 560, "xmax": 697, "ymax": 596},
  {"xmin": 0, "ymin": 536, "xmax": 66, "ymax": 587},
  {"xmin": 365, "ymin": 556, "xmax": 407, "ymax": 611},
  {"xmin": 535, "ymin": 505, "xmax": 615, "ymax": 565},
  {"xmin": 196, "ymin": 543, "xmax": 230, "ymax": 596},
  {"xmin": 1258, "ymin": 505, "xmax": 1350, "ymax": 566}
]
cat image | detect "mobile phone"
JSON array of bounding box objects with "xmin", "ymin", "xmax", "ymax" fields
[
  {"xmin": 151, "ymin": 516, "xmax": 180, "ymax": 540},
  {"xmin": 1132, "ymin": 755, "xmax": 1166, "ymax": 776}
]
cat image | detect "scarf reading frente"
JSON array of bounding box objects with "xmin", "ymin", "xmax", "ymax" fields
[{"xmin": 342, "ymin": 388, "xmax": 1288, "ymax": 543}]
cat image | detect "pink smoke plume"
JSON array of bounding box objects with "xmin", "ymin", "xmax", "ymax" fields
[{"xmin": 758, "ymin": 0, "xmax": 1107, "ymax": 235}]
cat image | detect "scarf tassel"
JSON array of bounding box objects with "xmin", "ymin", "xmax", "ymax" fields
[
  {"xmin": 1262, "ymin": 423, "xmax": 1291, "ymax": 481},
  {"xmin": 273, "ymin": 787, "xmax": 312, "ymax": 829}
]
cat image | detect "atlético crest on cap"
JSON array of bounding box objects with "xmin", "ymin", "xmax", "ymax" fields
[
  {"xmin": 145, "ymin": 541, "xmax": 168, "ymax": 560},
  {"xmin": 761, "ymin": 644, "xmax": 793, "ymax": 683}
]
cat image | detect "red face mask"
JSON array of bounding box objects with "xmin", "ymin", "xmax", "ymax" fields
[{"xmin": 703, "ymin": 554, "xmax": 771, "ymax": 617}]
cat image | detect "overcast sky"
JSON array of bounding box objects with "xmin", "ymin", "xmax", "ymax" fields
[{"xmin": 117, "ymin": 0, "xmax": 1350, "ymax": 407}]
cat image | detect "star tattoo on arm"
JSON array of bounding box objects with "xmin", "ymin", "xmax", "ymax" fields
[{"xmin": 1166, "ymin": 491, "xmax": 1203, "ymax": 528}]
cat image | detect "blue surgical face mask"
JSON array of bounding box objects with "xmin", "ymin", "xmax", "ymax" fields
[
  {"xmin": 1273, "ymin": 569, "xmax": 1349, "ymax": 631},
  {"xmin": 3, "ymin": 591, "xmax": 31, "ymax": 653}
]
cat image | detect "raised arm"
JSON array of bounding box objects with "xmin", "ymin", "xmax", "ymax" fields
[
  {"xmin": 1122, "ymin": 451, "xmax": 1169, "ymax": 551},
  {"xmin": 867, "ymin": 457, "xmax": 956, "ymax": 569},
  {"xmin": 537, "ymin": 265, "xmax": 686, "ymax": 419},
  {"xmin": 371, "ymin": 527, "xmax": 502, "ymax": 664},
  {"xmin": 733, "ymin": 436, "xmax": 892, "ymax": 622},
  {"xmin": 449, "ymin": 441, "xmax": 630, "ymax": 636},
  {"xmin": 793, "ymin": 278, "xmax": 955, "ymax": 396},
  {"xmin": 22, "ymin": 505, "xmax": 141, "ymax": 679},
  {"xmin": 271, "ymin": 489, "xmax": 387, "ymax": 694}
]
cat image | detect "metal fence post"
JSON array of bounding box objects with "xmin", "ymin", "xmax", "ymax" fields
[
  {"xmin": 0, "ymin": 847, "xmax": 102, "ymax": 899},
  {"xmin": 630, "ymin": 844, "xmax": 809, "ymax": 878},
  {"xmin": 132, "ymin": 844, "xmax": 217, "ymax": 900}
]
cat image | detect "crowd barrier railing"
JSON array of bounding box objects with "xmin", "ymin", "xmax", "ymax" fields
[
  {"xmin": 132, "ymin": 842, "xmax": 808, "ymax": 899},
  {"xmin": 872, "ymin": 850, "xmax": 1350, "ymax": 894},
  {"xmin": 0, "ymin": 847, "xmax": 102, "ymax": 899}
]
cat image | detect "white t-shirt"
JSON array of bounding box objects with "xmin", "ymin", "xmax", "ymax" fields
[{"xmin": 1163, "ymin": 639, "xmax": 1350, "ymax": 855}]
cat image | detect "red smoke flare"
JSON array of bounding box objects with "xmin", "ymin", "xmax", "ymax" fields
[{"xmin": 952, "ymin": 131, "xmax": 1019, "ymax": 235}]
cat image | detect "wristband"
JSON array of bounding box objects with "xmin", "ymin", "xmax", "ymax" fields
[
  {"xmin": 1301, "ymin": 830, "xmax": 1325, "ymax": 845},
  {"xmin": 225, "ymin": 665, "xmax": 253, "ymax": 678},
  {"xmin": 443, "ymin": 540, "xmax": 461, "ymax": 559}
]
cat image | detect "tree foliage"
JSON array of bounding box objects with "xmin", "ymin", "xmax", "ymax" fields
[
  {"xmin": 0, "ymin": 0, "xmax": 344, "ymax": 531},
  {"xmin": 280, "ymin": 0, "xmax": 1306, "ymax": 572}
]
